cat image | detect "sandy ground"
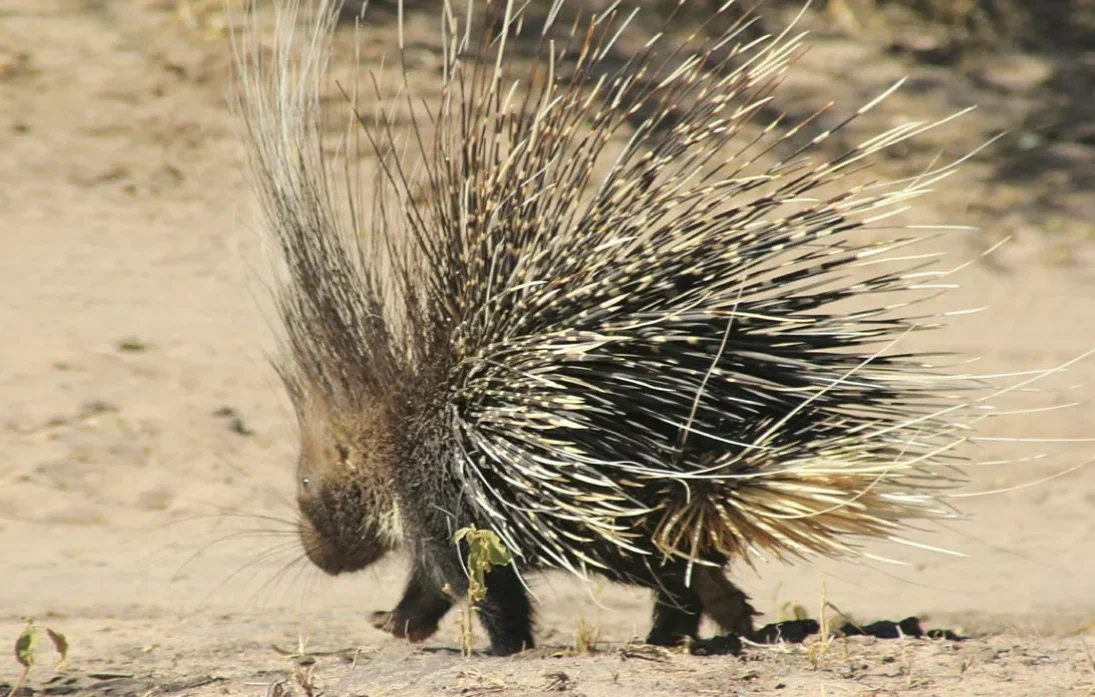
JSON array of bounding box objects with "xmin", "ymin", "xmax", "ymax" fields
[{"xmin": 2, "ymin": 1, "xmax": 1095, "ymax": 695}]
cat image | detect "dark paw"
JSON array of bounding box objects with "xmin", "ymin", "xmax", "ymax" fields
[
  {"xmin": 688, "ymin": 634, "xmax": 743, "ymax": 657},
  {"xmin": 644, "ymin": 634, "xmax": 678, "ymax": 648},
  {"xmin": 645, "ymin": 630, "xmax": 744, "ymax": 656},
  {"xmin": 368, "ymin": 610, "xmax": 439, "ymax": 643},
  {"xmin": 485, "ymin": 639, "xmax": 534, "ymax": 657},
  {"xmin": 369, "ymin": 610, "xmax": 394, "ymax": 631},
  {"xmin": 644, "ymin": 630, "xmax": 694, "ymax": 648}
]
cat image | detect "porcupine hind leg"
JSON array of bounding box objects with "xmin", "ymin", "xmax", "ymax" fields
[
  {"xmin": 693, "ymin": 565, "xmax": 759, "ymax": 639},
  {"xmin": 646, "ymin": 578, "xmax": 704, "ymax": 647},
  {"xmin": 369, "ymin": 560, "xmax": 453, "ymax": 642},
  {"xmin": 645, "ymin": 565, "xmax": 758, "ymax": 648}
]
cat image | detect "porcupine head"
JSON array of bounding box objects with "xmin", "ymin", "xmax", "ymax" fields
[{"xmin": 289, "ymin": 381, "xmax": 403, "ymax": 576}]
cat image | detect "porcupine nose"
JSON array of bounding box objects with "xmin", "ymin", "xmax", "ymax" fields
[
  {"xmin": 298, "ymin": 504, "xmax": 387, "ymax": 575},
  {"xmin": 298, "ymin": 516, "xmax": 348, "ymax": 575}
]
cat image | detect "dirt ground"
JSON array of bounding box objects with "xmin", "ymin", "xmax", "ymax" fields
[{"xmin": 3, "ymin": 1, "xmax": 1095, "ymax": 695}]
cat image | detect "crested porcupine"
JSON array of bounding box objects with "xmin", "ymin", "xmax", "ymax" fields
[{"xmin": 232, "ymin": 0, "xmax": 1091, "ymax": 655}]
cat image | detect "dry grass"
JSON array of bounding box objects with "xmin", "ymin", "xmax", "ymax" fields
[{"xmin": 571, "ymin": 614, "xmax": 602, "ymax": 656}]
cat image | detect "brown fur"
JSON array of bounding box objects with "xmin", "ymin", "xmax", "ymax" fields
[
  {"xmin": 294, "ymin": 395, "xmax": 403, "ymax": 575},
  {"xmin": 693, "ymin": 566, "xmax": 759, "ymax": 639},
  {"xmin": 368, "ymin": 611, "xmax": 438, "ymax": 643}
]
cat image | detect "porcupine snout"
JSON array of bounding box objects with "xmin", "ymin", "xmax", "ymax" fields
[{"xmin": 296, "ymin": 480, "xmax": 388, "ymax": 575}]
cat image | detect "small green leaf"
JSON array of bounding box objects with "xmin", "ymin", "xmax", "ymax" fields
[
  {"xmin": 453, "ymin": 525, "xmax": 474, "ymax": 544},
  {"xmin": 482, "ymin": 534, "xmax": 512, "ymax": 567},
  {"xmin": 46, "ymin": 629, "xmax": 68, "ymax": 669},
  {"xmin": 452, "ymin": 525, "xmax": 512, "ymax": 608},
  {"xmin": 15, "ymin": 623, "xmax": 38, "ymax": 668}
]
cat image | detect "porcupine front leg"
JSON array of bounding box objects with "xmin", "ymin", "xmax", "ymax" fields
[
  {"xmin": 416, "ymin": 530, "xmax": 535, "ymax": 655},
  {"xmin": 475, "ymin": 560, "xmax": 536, "ymax": 655},
  {"xmin": 369, "ymin": 560, "xmax": 453, "ymax": 642}
]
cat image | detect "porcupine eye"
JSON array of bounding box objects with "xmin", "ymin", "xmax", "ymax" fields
[
  {"xmin": 294, "ymin": 437, "xmax": 388, "ymax": 576},
  {"xmin": 295, "ymin": 453, "xmax": 314, "ymax": 500},
  {"xmin": 295, "ymin": 436, "xmax": 343, "ymax": 501}
]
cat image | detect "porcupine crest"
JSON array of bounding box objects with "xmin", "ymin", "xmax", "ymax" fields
[
  {"xmin": 233, "ymin": 0, "xmax": 414, "ymax": 573},
  {"xmin": 234, "ymin": 0, "xmax": 1084, "ymax": 588}
]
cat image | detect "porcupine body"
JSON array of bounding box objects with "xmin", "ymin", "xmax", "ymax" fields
[{"xmin": 236, "ymin": 0, "xmax": 1030, "ymax": 656}]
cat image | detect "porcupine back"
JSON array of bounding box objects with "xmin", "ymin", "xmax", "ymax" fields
[{"xmin": 234, "ymin": 0, "xmax": 1084, "ymax": 595}]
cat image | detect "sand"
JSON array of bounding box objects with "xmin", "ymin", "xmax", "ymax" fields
[{"xmin": 2, "ymin": 1, "xmax": 1094, "ymax": 695}]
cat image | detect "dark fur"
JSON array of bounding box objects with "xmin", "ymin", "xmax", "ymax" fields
[
  {"xmin": 368, "ymin": 388, "xmax": 758, "ymax": 654},
  {"xmin": 367, "ymin": 553, "xmax": 757, "ymax": 653},
  {"xmin": 284, "ymin": 377, "xmax": 746, "ymax": 655}
]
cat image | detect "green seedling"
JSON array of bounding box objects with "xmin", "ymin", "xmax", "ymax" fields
[
  {"xmin": 7, "ymin": 619, "xmax": 68, "ymax": 697},
  {"xmin": 454, "ymin": 525, "xmax": 513, "ymax": 605},
  {"xmin": 447, "ymin": 525, "xmax": 513, "ymax": 656}
]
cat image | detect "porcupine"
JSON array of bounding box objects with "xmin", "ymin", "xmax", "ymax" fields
[{"xmin": 233, "ymin": 0, "xmax": 1080, "ymax": 656}]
